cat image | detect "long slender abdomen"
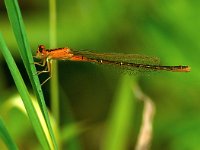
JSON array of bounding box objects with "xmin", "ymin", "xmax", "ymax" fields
[{"xmin": 93, "ymin": 59, "xmax": 190, "ymax": 72}]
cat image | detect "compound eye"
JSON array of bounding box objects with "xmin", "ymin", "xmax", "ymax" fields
[{"xmin": 38, "ymin": 45, "xmax": 45, "ymax": 52}]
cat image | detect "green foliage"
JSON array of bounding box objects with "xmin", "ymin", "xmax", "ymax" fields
[
  {"xmin": 102, "ymin": 75, "xmax": 136, "ymax": 150},
  {"xmin": 0, "ymin": 118, "xmax": 18, "ymax": 150},
  {"xmin": 0, "ymin": 34, "xmax": 52, "ymax": 149},
  {"xmin": 0, "ymin": 0, "xmax": 198, "ymax": 150},
  {"xmin": 1, "ymin": 0, "xmax": 57, "ymax": 149}
]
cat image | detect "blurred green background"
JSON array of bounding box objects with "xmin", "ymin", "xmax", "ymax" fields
[{"xmin": 0, "ymin": 0, "xmax": 199, "ymax": 149}]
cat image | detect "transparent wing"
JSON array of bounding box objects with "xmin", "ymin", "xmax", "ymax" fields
[{"xmin": 72, "ymin": 50, "xmax": 160, "ymax": 65}]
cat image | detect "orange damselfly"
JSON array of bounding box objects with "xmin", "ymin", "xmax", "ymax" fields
[{"xmin": 34, "ymin": 45, "xmax": 190, "ymax": 85}]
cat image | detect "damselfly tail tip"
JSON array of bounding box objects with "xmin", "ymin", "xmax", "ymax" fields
[
  {"xmin": 173, "ymin": 66, "xmax": 191, "ymax": 72},
  {"xmin": 183, "ymin": 66, "xmax": 191, "ymax": 72}
]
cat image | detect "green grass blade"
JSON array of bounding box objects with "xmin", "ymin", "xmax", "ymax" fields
[
  {"xmin": 102, "ymin": 75, "xmax": 136, "ymax": 150},
  {"xmin": 49, "ymin": 0, "xmax": 60, "ymax": 126},
  {"xmin": 4, "ymin": 0, "xmax": 57, "ymax": 148},
  {"xmin": 0, "ymin": 34, "xmax": 50, "ymax": 149},
  {"xmin": 0, "ymin": 117, "xmax": 18, "ymax": 150}
]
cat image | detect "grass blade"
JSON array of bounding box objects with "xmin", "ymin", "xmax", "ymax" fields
[
  {"xmin": 0, "ymin": 34, "xmax": 50, "ymax": 149},
  {"xmin": 0, "ymin": 117, "xmax": 18, "ymax": 150},
  {"xmin": 4, "ymin": 0, "xmax": 57, "ymax": 148},
  {"xmin": 49, "ymin": 0, "xmax": 60, "ymax": 126},
  {"xmin": 102, "ymin": 75, "xmax": 136, "ymax": 150}
]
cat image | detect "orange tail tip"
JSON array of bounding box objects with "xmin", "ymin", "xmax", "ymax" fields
[
  {"xmin": 182, "ymin": 66, "xmax": 191, "ymax": 72},
  {"xmin": 172, "ymin": 66, "xmax": 191, "ymax": 72}
]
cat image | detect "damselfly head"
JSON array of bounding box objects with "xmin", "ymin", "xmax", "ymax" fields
[
  {"xmin": 38, "ymin": 45, "xmax": 45, "ymax": 52},
  {"xmin": 35, "ymin": 45, "xmax": 47, "ymax": 59}
]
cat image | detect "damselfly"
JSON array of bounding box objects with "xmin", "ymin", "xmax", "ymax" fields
[{"xmin": 34, "ymin": 45, "xmax": 190, "ymax": 85}]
